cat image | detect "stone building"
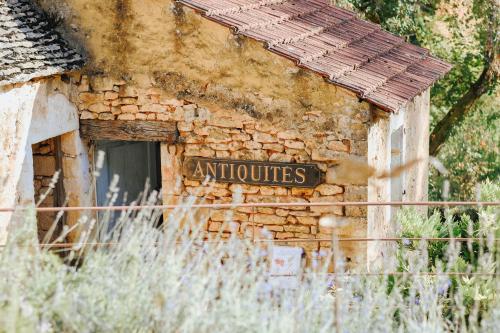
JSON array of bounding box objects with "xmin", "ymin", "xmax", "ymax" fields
[{"xmin": 0, "ymin": 0, "xmax": 451, "ymax": 270}]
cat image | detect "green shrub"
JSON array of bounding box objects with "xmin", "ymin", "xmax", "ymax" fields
[{"xmin": 398, "ymin": 181, "xmax": 499, "ymax": 324}]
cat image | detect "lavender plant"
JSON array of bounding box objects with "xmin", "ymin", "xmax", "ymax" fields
[{"xmin": 0, "ymin": 184, "xmax": 497, "ymax": 332}]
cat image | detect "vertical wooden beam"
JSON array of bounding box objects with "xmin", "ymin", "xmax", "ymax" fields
[{"xmin": 53, "ymin": 136, "xmax": 66, "ymax": 237}]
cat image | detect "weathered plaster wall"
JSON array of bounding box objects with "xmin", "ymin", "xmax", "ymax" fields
[
  {"xmin": 366, "ymin": 89, "xmax": 431, "ymax": 272},
  {"xmin": 367, "ymin": 111, "xmax": 393, "ymax": 272},
  {"xmin": 28, "ymin": 89, "xmax": 79, "ymax": 144},
  {"xmin": 402, "ymin": 89, "xmax": 431, "ymax": 204},
  {"xmin": 39, "ymin": 0, "xmax": 370, "ymax": 134},
  {"xmin": 0, "ymin": 77, "xmax": 86, "ymax": 244},
  {"xmin": 0, "ymin": 82, "xmax": 40, "ymax": 244}
]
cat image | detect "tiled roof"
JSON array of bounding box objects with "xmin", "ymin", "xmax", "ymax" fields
[
  {"xmin": 0, "ymin": 0, "xmax": 83, "ymax": 86},
  {"xmin": 179, "ymin": 0, "xmax": 452, "ymax": 112}
]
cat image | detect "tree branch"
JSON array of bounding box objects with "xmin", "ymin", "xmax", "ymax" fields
[
  {"xmin": 429, "ymin": 59, "xmax": 498, "ymax": 156},
  {"xmin": 429, "ymin": 0, "xmax": 498, "ymax": 156}
]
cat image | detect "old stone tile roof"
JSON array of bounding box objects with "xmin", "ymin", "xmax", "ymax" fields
[
  {"xmin": 179, "ymin": 0, "xmax": 452, "ymax": 112},
  {"xmin": 0, "ymin": 0, "xmax": 83, "ymax": 86}
]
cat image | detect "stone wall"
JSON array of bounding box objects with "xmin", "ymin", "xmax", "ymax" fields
[
  {"xmin": 71, "ymin": 74, "xmax": 370, "ymax": 269},
  {"xmin": 37, "ymin": 0, "xmax": 378, "ymax": 269},
  {"xmin": 0, "ymin": 77, "xmax": 81, "ymax": 244},
  {"xmin": 32, "ymin": 138, "xmax": 58, "ymax": 241}
]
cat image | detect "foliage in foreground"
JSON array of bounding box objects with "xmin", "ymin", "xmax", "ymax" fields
[{"xmin": 0, "ymin": 185, "xmax": 498, "ymax": 332}]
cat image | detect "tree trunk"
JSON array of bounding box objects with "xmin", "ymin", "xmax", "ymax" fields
[{"xmin": 429, "ymin": 61, "xmax": 498, "ymax": 156}]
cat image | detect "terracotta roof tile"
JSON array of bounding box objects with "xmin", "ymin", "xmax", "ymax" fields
[
  {"xmin": 179, "ymin": 0, "xmax": 452, "ymax": 112},
  {"xmin": 0, "ymin": 0, "xmax": 84, "ymax": 86}
]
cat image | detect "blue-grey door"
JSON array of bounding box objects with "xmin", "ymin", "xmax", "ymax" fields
[{"xmin": 95, "ymin": 141, "xmax": 161, "ymax": 207}]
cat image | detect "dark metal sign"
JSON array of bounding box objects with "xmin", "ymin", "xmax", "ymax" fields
[{"xmin": 183, "ymin": 157, "xmax": 322, "ymax": 188}]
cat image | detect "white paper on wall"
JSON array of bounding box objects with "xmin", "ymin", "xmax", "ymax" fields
[{"xmin": 268, "ymin": 246, "xmax": 304, "ymax": 289}]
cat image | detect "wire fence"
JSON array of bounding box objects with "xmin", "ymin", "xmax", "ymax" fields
[
  {"xmin": 13, "ymin": 237, "xmax": 498, "ymax": 249},
  {"xmin": 1, "ymin": 200, "xmax": 499, "ymax": 212},
  {"xmin": 3, "ymin": 200, "xmax": 498, "ymax": 277},
  {"xmin": 270, "ymin": 272, "xmax": 499, "ymax": 277}
]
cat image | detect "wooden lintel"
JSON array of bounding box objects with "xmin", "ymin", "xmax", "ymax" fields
[{"xmin": 79, "ymin": 120, "xmax": 178, "ymax": 143}]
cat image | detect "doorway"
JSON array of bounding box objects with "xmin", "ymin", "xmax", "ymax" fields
[{"xmin": 32, "ymin": 137, "xmax": 63, "ymax": 241}]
